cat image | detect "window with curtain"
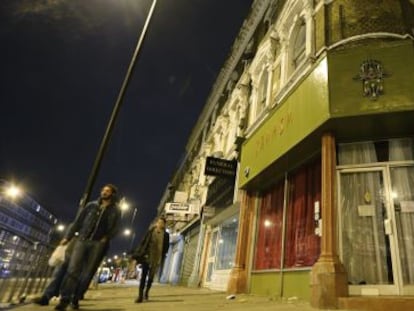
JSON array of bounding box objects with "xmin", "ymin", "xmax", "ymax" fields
[
  {"xmin": 338, "ymin": 141, "xmax": 392, "ymax": 285},
  {"xmin": 284, "ymin": 159, "xmax": 321, "ymax": 268},
  {"xmin": 388, "ymin": 138, "xmax": 414, "ymax": 284},
  {"xmin": 338, "ymin": 138, "xmax": 414, "ymax": 285},
  {"xmin": 254, "ymin": 180, "xmax": 284, "ymax": 270}
]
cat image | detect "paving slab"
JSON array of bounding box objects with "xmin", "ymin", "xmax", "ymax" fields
[{"xmin": 8, "ymin": 280, "xmax": 347, "ymax": 311}]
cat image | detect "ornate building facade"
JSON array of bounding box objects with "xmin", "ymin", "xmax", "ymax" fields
[{"xmin": 159, "ymin": 0, "xmax": 414, "ymax": 309}]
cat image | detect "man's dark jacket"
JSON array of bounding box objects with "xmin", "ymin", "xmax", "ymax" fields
[
  {"xmin": 131, "ymin": 228, "xmax": 170, "ymax": 263},
  {"xmin": 64, "ymin": 199, "xmax": 121, "ymax": 241}
]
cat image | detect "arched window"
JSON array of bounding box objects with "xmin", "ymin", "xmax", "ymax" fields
[{"xmin": 292, "ymin": 20, "xmax": 306, "ymax": 69}]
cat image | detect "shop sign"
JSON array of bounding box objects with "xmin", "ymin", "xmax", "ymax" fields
[
  {"xmin": 204, "ymin": 156, "xmax": 237, "ymax": 178},
  {"xmin": 165, "ymin": 202, "xmax": 200, "ymax": 215}
]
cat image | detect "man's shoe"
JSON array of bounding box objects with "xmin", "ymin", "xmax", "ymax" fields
[
  {"xmin": 54, "ymin": 301, "xmax": 69, "ymax": 310},
  {"xmin": 134, "ymin": 296, "xmax": 143, "ymax": 303},
  {"xmin": 32, "ymin": 296, "xmax": 49, "ymax": 306},
  {"xmin": 71, "ymin": 300, "xmax": 80, "ymax": 310}
]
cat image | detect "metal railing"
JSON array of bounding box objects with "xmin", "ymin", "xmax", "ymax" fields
[{"xmin": 0, "ymin": 228, "xmax": 54, "ymax": 309}]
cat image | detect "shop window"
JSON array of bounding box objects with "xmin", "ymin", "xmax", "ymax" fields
[
  {"xmin": 284, "ymin": 159, "xmax": 321, "ymax": 268},
  {"xmin": 216, "ymin": 216, "xmax": 239, "ymax": 270},
  {"xmin": 338, "ymin": 138, "xmax": 414, "ymax": 165},
  {"xmin": 254, "ymin": 180, "xmax": 284, "ymax": 270},
  {"xmin": 254, "ymin": 158, "xmax": 321, "ymax": 270}
]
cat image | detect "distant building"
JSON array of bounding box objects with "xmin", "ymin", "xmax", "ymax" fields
[{"xmin": 0, "ymin": 179, "xmax": 57, "ymax": 278}]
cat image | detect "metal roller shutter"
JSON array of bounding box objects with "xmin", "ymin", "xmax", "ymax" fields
[{"xmin": 179, "ymin": 228, "xmax": 199, "ymax": 285}]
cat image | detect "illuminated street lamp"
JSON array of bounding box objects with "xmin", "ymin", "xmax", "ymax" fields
[
  {"xmin": 57, "ymin": 224, "xmax": 66, "ymax": 232},
  {"xmin": 119, "ymin": 197, "xmax": 138, "ymax": 227},
  {"xmin": 123, "ymin": 228, "xmax": 136, "ymax": 250},
  {"xmin": 4, "ymin": 184, "xmax": 22, "ymax": 199},
  {"xmin": 119, "ymin": 197, "xmax": 130, "ymax": 212}
]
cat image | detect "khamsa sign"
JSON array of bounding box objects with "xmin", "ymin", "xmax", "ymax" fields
[{"xmin": 204, "ymin": 156, "xmax": 237, "ymax": 179}]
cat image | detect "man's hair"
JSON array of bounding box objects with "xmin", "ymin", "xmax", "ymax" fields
[
  {"xmin": 102, "ymin": 184, "xmax": 119, "ymax": 204},
  {"xmin": 103, "ymin": 184, "xmax": 118, "ymax": 195}
]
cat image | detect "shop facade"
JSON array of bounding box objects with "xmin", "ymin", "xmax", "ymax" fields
[
  {"xmin": 233, "ymin": 41, "xmax": 414, "ymax": 308},
  {"xmin": 157, "ymin": 1, "xmax": 414, "ymax": 309}
]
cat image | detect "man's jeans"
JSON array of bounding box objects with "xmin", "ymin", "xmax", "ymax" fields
[
  {"xmin": 43, "ymin": 261, "xmax": 68, "ymax": 299},
  {"xmin": 60, "ymin": 239, "xmax": 107, "ymax": 303}
]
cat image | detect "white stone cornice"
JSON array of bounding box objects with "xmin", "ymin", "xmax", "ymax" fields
[{"xmin": 326, "ymin": 33, "xmax": 414, "ymax": 52}]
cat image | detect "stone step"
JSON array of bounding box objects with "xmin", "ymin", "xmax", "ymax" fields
[{"xmin": 338, "ymin": 296, "xmax": 414, "ymax": 311}]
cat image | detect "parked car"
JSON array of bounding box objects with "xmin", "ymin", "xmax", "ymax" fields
[{"xmin": 98, "ymin": 267, "xmax": 111, "ymax": 283}]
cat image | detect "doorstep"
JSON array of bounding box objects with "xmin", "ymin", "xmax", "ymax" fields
[{"xmin": 338, "ymin": 296, "xmax": 414, "ymax": 311}]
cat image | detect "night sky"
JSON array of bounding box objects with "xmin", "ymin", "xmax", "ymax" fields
[{"xmin": 0, "ymin": 0, "xmax": 252, "ymax": 255}]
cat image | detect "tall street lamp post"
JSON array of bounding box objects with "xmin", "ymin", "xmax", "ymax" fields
[{"xmin": 79, "ymin": 0, "xmax": 158, "ymax": 207}]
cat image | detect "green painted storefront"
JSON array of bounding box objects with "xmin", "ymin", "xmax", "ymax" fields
[{"xmin": 242, "ymin": 39, "xmax": 414, "ymax": 299}]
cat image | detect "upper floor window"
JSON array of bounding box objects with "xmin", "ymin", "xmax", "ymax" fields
[
  {"xmin": 256, "ymin": 69, "xmax": 269, "ymax": 117},
  {"xmin": 292, "ymin": 20, "xmax": 306, "ymax": 69},
  {"xmin": 272, "ymin": 63, "xmax": 281, "ymax": 99}
]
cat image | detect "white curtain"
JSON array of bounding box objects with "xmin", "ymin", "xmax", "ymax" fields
[
  {"xmin": 338, "ymin": 142, "xmax": 390, "ymax": 285},
  {"xmin": 389, "ymin": 138, "xmax": 414, "ymax": 284}
]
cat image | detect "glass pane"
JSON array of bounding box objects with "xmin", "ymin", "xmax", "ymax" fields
[
  {"xmin": 254, "ymin": 181, "xmax": 284, "ymax": 270},
  {"xmin": 209, "ymin": 231, "xmax": 218, "ymax": 257},
  {"xmin": 340, "ymin": 171, "xmax": 393, "ymax": 285},
  {"xmin": 390, "ymin": 166, "xmax": 414, "ymax": 285},
  {"xmin": 206, "ymin": 262, "xmax": 214, "ymax": 282},
  {"xmin": 216, "ymin": 216, "xmax": 238, "ymax": 270},
  {"xmin": 285, "ymin": 160, "xmax": 321, "ymax": 268},
  {"xmin": 293, "ymin": 23, "xmax": 306, "ymax": 68}
]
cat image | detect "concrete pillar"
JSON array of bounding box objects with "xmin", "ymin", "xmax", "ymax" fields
[
  {"xmin": 310, "ymin": 132, "xmax": 348, "ymax": 309},
  {"xmin": 227, "ymin": 191, "xmax": 255, "ymax": 294}
]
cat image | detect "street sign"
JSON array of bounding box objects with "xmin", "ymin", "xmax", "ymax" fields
[
  {"xmin": 165, "ymin": 202, "xmax": 200, "ymax": 215},
  {"xmin": 204, "ymin": 156, "xmax": 237, "ymax": 178}
]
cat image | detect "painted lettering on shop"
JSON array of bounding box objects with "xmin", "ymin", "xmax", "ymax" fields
[{"xmin": 254, "ymin": 111, "xmax": 293, "ymax": 158}]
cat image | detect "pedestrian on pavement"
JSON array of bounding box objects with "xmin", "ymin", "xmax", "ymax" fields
[
  {"xmin": 32, "ymin": 234, "xmax": 76, "ymax": 306},
  {"xmin": 54, "ymin": 184, "xmax": 121, "ymax": 311},
  {"xmin": 131, "ymin": 216, "xmax": 170, "ymax": 303}
]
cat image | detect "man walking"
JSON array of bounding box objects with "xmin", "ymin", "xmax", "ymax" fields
[
  {"xmin": 32, "ymin": 234, "xmax": 76, "ymax": 306},
  {"xmin": 54, "ymin": 184, "xmax": 121, "ymax": 310},
  {"xmin": 131, "ymin": 216, "xmax": 169, "ymax": 303}
]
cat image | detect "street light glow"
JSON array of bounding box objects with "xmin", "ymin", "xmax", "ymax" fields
[
  {"xmin": 120, "ymin": 198, "xmax": 130, "ymax": 211},
  {"xmin": 57, "ymin": 224, "xmax": 65, "ymax": 232},
  {"xmin": 5, "ymin": 185, "xmax": 22, "ymax": 199},
  {"xmin": 124, "ymin": 228, "xmax": 132, "ymax": 236}
]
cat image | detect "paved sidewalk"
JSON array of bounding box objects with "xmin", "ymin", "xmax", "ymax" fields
[{"xmin": 10, "ymin": 280, "xmax": 347, "ymax": 311}]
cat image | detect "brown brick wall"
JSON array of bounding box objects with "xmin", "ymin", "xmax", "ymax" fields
[{"xmin": 325, "ymin": 0, "xmax": 410, "ymax": 45}]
